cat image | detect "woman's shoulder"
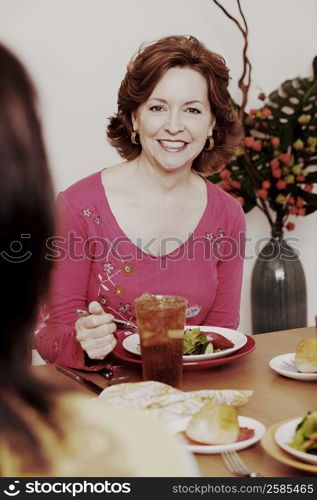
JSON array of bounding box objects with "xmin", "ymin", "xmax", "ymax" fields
[
  {"xmin": 206, "ymin": 179, "xmax": 243, "ymax": 213},
  {"xmin": 60, "ymin": 162, "xmax": 130, "ymax": 207},
  {"xmin": 56, "ymin": 392, "xmax": 193, "ymax": 477},
  {"xmin": 59, "ymin": 170, "xmax": 103, "ymax": 206},
  {"xmin": 206, "ymin": 179, "xmax": 244, "ymax": 221},
  {"xmin": 204, "ymin": 179, "xmax": 245, "ymax": 234}
]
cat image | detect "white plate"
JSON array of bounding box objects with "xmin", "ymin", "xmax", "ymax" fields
[
  {"xmin": 167, "ymin": 416, "xmax": 265, "ymax": 454},
  {"xmin": 274, "ymin": 417, "xmax": 317, "ymax": 465},
  {"xmin": 122, "ymin": 334, "xmax": 142, "ymax": 356},
  {"xmin": 122, "ymin": 326, "xmax": 248, "ymax": 363},
  {"xmin": 269, "ymin": 353, "xmax": 317, "ymax": 381}
]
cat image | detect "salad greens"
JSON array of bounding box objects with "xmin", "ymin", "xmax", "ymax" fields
[
  {"xmin": 183, "ymin": 327, "xmax": 209, "ymax": 355},
  {"xmin": 289, "ymin": 409, "xmax": 317, "ymax": 454}
]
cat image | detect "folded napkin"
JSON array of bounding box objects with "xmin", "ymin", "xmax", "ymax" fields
[{"xmin": 99, "ymin": 381, "xmax": 253, "ymax": 424}]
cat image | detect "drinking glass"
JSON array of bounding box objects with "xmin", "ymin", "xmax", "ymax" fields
[{"xmin": 134, "ymin": 293, "xmax": 187, "ymax": 387}]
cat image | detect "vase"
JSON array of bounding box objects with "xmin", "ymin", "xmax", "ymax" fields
[{"xmin": 251, "ymin": 227, "xmax": 307, "ymax": 334}]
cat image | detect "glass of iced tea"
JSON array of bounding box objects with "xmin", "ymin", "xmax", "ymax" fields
[{"xmin": 134, "ymin": 293, "xmax": 188, "ymax": 387}]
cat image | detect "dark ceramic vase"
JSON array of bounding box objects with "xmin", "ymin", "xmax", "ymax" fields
[{"xmin": 251, "ymin": 228, "xmax": 307, "ymax": 334}]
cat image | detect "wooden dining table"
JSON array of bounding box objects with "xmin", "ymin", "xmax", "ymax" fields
[{"xmin": 34, "ymin": 326, "xmax": 317, "ymax": 477}]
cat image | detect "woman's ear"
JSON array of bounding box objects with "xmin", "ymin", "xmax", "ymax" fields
[
  {"xmin": 131, "ymin": 111, "xmax": 138, "ymax": 131},
  {"xmin": 208, "ymin": 119, "xmax": 216, "ymax": 137}
]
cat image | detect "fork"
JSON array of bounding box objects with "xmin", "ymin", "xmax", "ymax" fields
[
  {"xmin": 279, "ymin": 360, "xmax": 296, "ymax": 371},
  {"xmin": 99, "ymin": 369, "xmax": 130, "ymax": 384},
  {"xmin": 76, "ymin": 309, "xmax": 137, "ymax": 330},
  {"xmin": 221, "ymin": 450, "xmax": 262, "ymax": 477}
]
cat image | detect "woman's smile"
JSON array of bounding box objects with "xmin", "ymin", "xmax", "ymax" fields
[{"xmin": 158, "ymin": 139, "xmax": 188, "ymax": 152}]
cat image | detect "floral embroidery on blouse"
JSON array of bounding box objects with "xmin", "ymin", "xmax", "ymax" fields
[
  {"xmin": 98, "ymin": 273, "xmax": 109, "ymax": 293},
  {"xmin": 81, "ymin": 208, "xmax": 93, "ymax": 217},
  {"xmin": 205, "ymin": 228, "xmax": 226, "ymax": 241},
  {"xmin": 94, "ymin": 241, "xmax": 138, "ymax": 322},
  {"xmin": 205, "ymin": 232, "xmax": 214, "ymax": 242},
  {"xmin": 121, "ymin": 262, "xmax": 135, "ymax": 276},
  {"xmin": 93, "ymin": 215, "xmax": 101, "ymax": 225},
  {"xmin": 186, "ymin": 304, "xmax": 202, "ymax": 318},
  {"xmin": 114, "ymin": 286, "xmax": 125, "ymax": 297},
  {"xmin": 80, "ymin": 207, "xmax": 102, "ymax": 224},
  {"xmin": 98, "ymin": 294, "xmax": 109, "ymax": 307},
  {"xmin": 205, "ymin": 228, "xmax": 226, "ymax": 250},
  {"xmin": 215, "ymin": 228, "xmax": 225, "ymax": 249},
  {"xmin": 97, "ymin": 259, "xmax": 136, "ymax": 296},
  {"xmin": 118, "ymin": 302, "xmax": 131, "ymax": 315},
  {"xmin": 103, "ymin": 262, "xmax": 115, "ymax": 274}
]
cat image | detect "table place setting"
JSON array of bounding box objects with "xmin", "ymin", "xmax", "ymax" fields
[
  {"xmin": 269, "ymin": 353, "xmax": 317, "ymax": 381},
  {"xmin": 261, "ymin": 410, "xmax": 317, "ymax": 474},
  {"xmin": 98, "ymin": 380, "xmax": 253, "ymax": 423},
  {"xmin": 98, "ymin": 380, "xmax": 266, "ymax": 455},
  {"xmin": 112, "ymin": 326, "xmax": 256, "ymax": 371},
  {"xmin": 221, "ymin": 450, "xmax": 263, "ymax": 477},
  {"xmin": 261, "ymin": 333, "xmax": 317, "ymax": 473},
  {"xmin": 40, "ymin": 324, "xmax": 316, "ymax": 477},
  {"xmin": 269, "ymin": 336, "xmax": 317, "ymax": 381},
  {"xmin": 121, "ymin": 326, "xmax": 248, "ymax": 362},
  {"xmin": 168, "ymin": 414, "xmax": 265, "ymax": 455},
  {"xmin": 52, "ymin": 295, "xmax": 317, "ymax": 476},
  {"xmin": 274, "ymin": 415, "xmax": 317, "ymax": 466}
]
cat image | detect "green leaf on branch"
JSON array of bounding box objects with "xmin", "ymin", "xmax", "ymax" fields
[{"xmin": 207, "ymin": 55, "xmax": 317, "ymax": 229}]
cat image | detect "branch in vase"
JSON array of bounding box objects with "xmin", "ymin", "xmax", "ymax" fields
[{"xmin": 212, "ymin": 0, "xmax": 252, "ymax": 117}]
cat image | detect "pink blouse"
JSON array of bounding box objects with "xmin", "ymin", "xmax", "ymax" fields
[{"xmin": 35, "ymin": 170, "xmax": 246, "ymax": 369}]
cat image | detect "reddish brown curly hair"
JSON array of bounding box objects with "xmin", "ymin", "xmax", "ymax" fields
[{"xmin": 107, "ymin": 35, "xmax": 242, "ymax": 173}]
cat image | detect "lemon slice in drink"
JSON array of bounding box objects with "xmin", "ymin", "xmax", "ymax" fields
[{"xmin": 204, "ymin": 343, "xmax": 214, "ymax": 354}]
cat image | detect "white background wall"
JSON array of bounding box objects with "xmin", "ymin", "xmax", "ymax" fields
[{"xmin": 1, "ymin": 0, "xmax": 316, "ymax": 333}]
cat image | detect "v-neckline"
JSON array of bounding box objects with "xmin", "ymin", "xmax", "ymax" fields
[{"xmin": 98, "ymin": 170, "xmax": 212, "ymax": 260}]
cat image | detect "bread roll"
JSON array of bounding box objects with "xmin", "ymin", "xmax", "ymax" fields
[
  {"xmin": 186, "ymin": 401, "xmax": 239, "ymax": 444},
  {"xmin": 295, "ymin": 338, "xmax": 317, "ymax": 373}
]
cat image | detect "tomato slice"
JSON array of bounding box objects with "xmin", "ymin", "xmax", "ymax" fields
[
  {"xmin": 202, "ymin": 332, "xmax": 234, "ymax": 350},
  {"xmin": 237, "ymin": 427, "xmax": 255, "ymax": 441}
]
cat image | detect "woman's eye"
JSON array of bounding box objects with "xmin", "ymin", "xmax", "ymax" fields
[
  {"xmin": 149, "ymin": 105, "xmax": 164, "ymax": 112},
  {"xmin": 186, "ymin": 107, "xmax": 201, "ymax": 114}
]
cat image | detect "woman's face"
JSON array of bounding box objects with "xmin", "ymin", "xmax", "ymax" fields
[{"xmin": 132, "ymin": 66, "xmax": 214, "ymax": 172}]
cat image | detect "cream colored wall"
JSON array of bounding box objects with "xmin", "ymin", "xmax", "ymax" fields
[{"xmin": 1, "ymin": 0, "xmax": 316, "ymax": 333}]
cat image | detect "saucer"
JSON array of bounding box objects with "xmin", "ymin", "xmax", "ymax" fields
[
  {"xmin": 269, "ymin": 353, "xmax": 317, "ymax": 381},
  {"xmin": 274, "ymin": 417, "xmax": 317, "ymax": 465},
  {"xmin": 168, "ymin": 416, "xmax": 265, "ymax": 454},
  {"xmin": 261, "ymin": 419, "xmax": 317, "ymax": 473}
]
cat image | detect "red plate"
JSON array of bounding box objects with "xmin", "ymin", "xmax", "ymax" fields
[{"xmin": 112, "ymin": 332, "xmax": 256, "ymax": 371}]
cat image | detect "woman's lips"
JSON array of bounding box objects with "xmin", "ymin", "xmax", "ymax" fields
[{"xmin": 158, "ymin": 139, "xmax": 188, "ymax": 152}]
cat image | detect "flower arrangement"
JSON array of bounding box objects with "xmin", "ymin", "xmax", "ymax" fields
[{"xmin": 209, "ymin": 1, "xmax": 317, "ymax": 236}]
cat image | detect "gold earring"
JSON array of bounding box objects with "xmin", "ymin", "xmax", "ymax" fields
[
  {"xmin": 204, "ymin": 136, "xmax": 214, "ymax": 151},
  {"xmin": 131, "ymin": 131, "xmax": 140, "ymax": 145}
]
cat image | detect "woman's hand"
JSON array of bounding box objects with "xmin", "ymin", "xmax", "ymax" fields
[{"xmin": 75, "ymin": 301, "xmax": 117, "ymax": 359}]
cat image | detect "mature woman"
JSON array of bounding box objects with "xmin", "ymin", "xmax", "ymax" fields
[
  {"xmin": 0, "ymin": 42, "xmax": 193, "ymax": 477},
  {"xmin": 36, "ymin": 35, "xmax": 245, "ymax": 370}
]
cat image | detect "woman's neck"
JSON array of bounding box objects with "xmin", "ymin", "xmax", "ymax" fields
[{"xmin": 132, "ymin": 155, "xmax": 197, "ymax": 195}]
